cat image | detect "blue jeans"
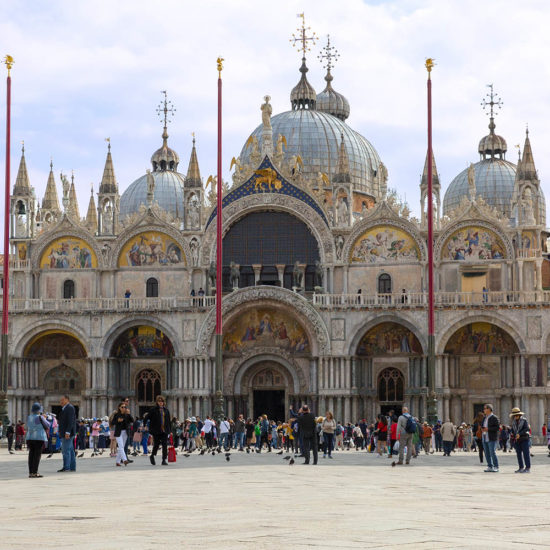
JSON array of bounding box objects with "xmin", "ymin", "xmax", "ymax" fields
[
  {"xmin": 61, "ymin": 436, "xmax": 76, "ymax": 471},
  {"xmin": 482, "ymin": 440, "xmax": 499, "ymax": 469},
  {"xmin": 233, "ymin": 432, "xmax": 245, "ymax": 449},
  {"xmin": 219, "ymin": 432, "xmax": 229, "ymax": 449},
  {"xmin": 515, "ymin": 439, "xmax": 531, "ymax": 470}
]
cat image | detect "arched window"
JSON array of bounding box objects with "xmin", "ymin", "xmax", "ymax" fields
[
  {"xmin": 136, "ymin": 369, "xmax": 161, "ymax": 403},
  {"xmin": 63, "ymin": 280, "xmax": 75, "ymax": 299},
  {"xmin": 378, "ymin": 273, "xmax": 392, "ymax": 294},
  {"xmin": 146, "ymin": 277, "xmax": 158, "ymax": 298},
  {"xmin": 378, "ymin": 368, "xmax": 404, "ymax": 402}
]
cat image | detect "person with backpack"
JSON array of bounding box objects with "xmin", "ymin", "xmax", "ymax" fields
[{"xmin": 396, "ymin": 406, "xmax": 415, "ymax": 465}]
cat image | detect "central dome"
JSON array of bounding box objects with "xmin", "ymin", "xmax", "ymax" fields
[
  {"xmin": 240, "ymin": 57, "xmax": 382, "ymax": 198},
  {"xmin": 240, "ymin": 110, "xmax": 381, "ymax": 197}
]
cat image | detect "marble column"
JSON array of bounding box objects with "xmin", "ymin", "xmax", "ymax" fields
[
  {"xmin": 513, "ymin": 355, "xmax": 521, "ymax": 388},
  {"xmin": 343, "ymin": 266, "xmax": 348, "ymax": 294}
]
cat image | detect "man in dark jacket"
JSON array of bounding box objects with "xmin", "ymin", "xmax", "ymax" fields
[
  {"xmin": 296, "ymin": 405, "xmax": 317, "ymax": 465},
  {"xmin": 58, "ymin": 395, "xmax": 76, "ymax": 472},
  {"xmin": 482, "ymin": 403, "xmax": 500, "ymax": 472},
  {"xmin": 146, "ymin": 395, "xmax": 171, "ymax": 466}
]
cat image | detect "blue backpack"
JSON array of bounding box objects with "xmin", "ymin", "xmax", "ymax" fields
[{"xmin": 405, "ymin": 415, "xmax": 417, "ymax": 434}]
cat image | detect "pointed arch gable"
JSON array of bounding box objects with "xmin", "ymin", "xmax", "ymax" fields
[
  {"xmin": 435, "ymin": 220, "xmax": 513, "ymax": 262},
  {"xmin": 342, "ymin": 217, "xmax": 426, "ymax": 264}
]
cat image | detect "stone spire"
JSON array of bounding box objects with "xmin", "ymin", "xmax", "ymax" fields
[
  {"xmin": 519, "ymin": 127, "xmax": 537, "ymax": 181},
  {"xmin": 13, "ymin": 142, "xmax": 31, "ymax": 195},
  {"xmin": 67, "ymin": 172, "xmax": 80, "ymax": 220},
  {"xmin": 421, "ymin": 150, "xmax": 440, "ymax": 191},
  {"xmin": 85, "ymin": 184, "xmax": 98, "ymax": 233},
  {"xmin": 333, "ymin": 133, "xmax": 351, "ymax": 183},
  {"xmin": 99, "ymin": 140, "xmax": 118, "ymax": 194},
  {"xmin": 420, "ymin": 150, "xmax": 441, "ymax": 227},
  {"xmin": 185, "ymin": 135, "xmax": 202, "ymax": 187},
  {"xmin": 42, "ymin": 160, "xmax": 61, "ymax": 212}
]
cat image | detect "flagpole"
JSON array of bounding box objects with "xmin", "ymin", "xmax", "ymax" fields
[
  {"xmin": 425, "ymin": 58, "xmax": 437, "ymax": 424},
  {"xmin": 213, "ymin": 57, "xmax": 225, "ymax": 423},
  {"xmin": 0, "ymin": 55, "xmax": 13, "ymax": 426}
]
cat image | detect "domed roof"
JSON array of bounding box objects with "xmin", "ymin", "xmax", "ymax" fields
[
  {"xmin": 443, "ymin": 159, "xmax": 516, "ymax": 217},
  {"xmin": 316, "ymin": 71, "xmax": 350, "ymax": 121},
  {"xmin": 239, "ymin": 110, "xmax": 381, "ymax": 196},
  {"xmin": 120, "ymin": 170, "xmax": 185, "ymax": 220},
  {"xmin": 151, "ymin": 128, "xmax": 180, "ymax": 171},
  {"xmin": 478, "ymin": 117, "xmax": 507, "ymax": 158},
  {"xmin": 290, "ymin": 58, "xmax": 317, "ymax": 110}
]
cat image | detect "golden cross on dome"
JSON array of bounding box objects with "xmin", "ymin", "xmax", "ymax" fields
[
  {"xmin": 156, "ymin": 90, "xmax": 176, "ymax": 128},
  {"xmin": 318, "ymin": 34, "xmax": 339, "ymax": 72},
  {"xmin": 481, "ymin": 84, "xmax": 503, "ymax": 118},
  {"xmin": 290, "ymin": 13, "xmax": 317, "ymax": 56}
]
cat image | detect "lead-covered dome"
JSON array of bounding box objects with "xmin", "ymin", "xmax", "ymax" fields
[
  {"xmin": 239, "ymin": 58, "xmax": 381, "ymax": 197},
  {"xmin": 316, "ymin": 70, "xmax": 350, "ymax": 121},
  {"xmin": 120, "ymin": 170, "xmax": 185, "ymax": 220},
  {"xmin": 443, "ymin": 159, "xmax": 517, "ymax": 217},
  {"xmin": 120, "ymin": 127, "xmax": 185, "ymax": 220}
]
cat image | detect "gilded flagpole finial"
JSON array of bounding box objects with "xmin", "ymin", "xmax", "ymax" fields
[
  {"xmin": 425, "ymin": 58, "xmax": 435, "ymax": 77},
  {"xmin": 3, "ymin": 55, "xmax": 14, "ymax": 76},
  {"xmin": 217, "ymin": 57, "xmax": 224, "ymax": 78}
]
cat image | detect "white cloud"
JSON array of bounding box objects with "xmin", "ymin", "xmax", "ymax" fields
[{"xmin": 1, "ymin": 0, "xmax": 550, "ymax": 233}]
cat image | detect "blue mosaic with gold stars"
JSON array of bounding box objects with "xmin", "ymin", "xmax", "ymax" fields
[{"xmin": 205, "ymin": 156, "xmax": 328, "ymax": 229}]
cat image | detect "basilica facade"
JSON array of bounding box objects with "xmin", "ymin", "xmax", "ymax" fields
[{"xmin": 3, "ymin": 45, "xmax": 550, "ymax": 435}]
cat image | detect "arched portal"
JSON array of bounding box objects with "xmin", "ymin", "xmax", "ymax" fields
[
  {"xmin": 355, "ymin": 322, "xmax": 423, "ymax": 418},
  {"xmin": 231, "ymin": 357, "xmax": 302, "ymax": 422},
  {"xmin": 24, "ymin": 330, "xmax": 87, "ymax": 416},
  {"xmin": 442, "ymin": 322, "xmax": 520, "ymax": 422},
  {"xmin": 109, "ymin": 325, "xmax": 174, "ymax": 415}
]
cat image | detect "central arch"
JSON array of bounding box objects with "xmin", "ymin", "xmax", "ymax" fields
[{"xmin": 229, "ymin": 352, "xmax": 305, "ymax": 422}]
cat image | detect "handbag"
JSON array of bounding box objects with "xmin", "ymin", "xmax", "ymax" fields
[
  {"xmin": 475, "ymin": 427, "xmax": 482, "ymax": 439},
  {"xmin": 168, "ymin": 446, "xmax": 177, "ymax": 462}
]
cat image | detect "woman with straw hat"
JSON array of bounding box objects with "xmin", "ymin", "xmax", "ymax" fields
[{"xmin": 509, "ymin": 407, "xmax": 531, "ymax": 473}]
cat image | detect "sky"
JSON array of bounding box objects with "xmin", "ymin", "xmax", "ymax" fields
[{"xmin": 1, "ymin": 0, "xmax": 550, "ymax": 237}]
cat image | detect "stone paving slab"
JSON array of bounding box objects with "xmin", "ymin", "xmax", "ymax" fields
[{"xmin": 0, "ymin": 446, "xmax": 549, "ymax": 549}]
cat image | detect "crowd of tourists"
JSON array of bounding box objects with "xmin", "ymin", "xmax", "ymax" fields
[{"xmin": 1, "ymin": 397, "xmax": 549, "ymax": 478}]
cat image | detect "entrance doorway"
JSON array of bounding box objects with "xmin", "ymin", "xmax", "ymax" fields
[{"xmin": 253, "ymin": 390, "xmax": 285, "ymax": 421}]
